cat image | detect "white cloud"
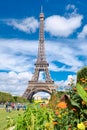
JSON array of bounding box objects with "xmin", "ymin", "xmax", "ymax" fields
[
  {"xmin": 33, "ymin": 92, "xmax": 50, "ymax": 98},
  {"xmin": 2, "ymin": 11, "xmax": 83, "ymax": 37},
  {"xmin": 5, "ymin": 17, "xmax": 39, "ymax": 33},
  {"xmin": 45, "ymin": 14, "xmax": 83, "ymax": 37},
  {"xmin": 78, "ymin": 24, "xmax": 87, "ymax": 38},
  {"xmin": 66, "ymin": 4, "xmax": 76, "ymax": 11},
  {"xmin": 0, "ymin": 38, "xmax": 86, "ymax": 73},
  {"xmin": 46, "ymin": 40, "xmax": 84, "ymax": 72},
  {"xmin": 0, "ymin": 39, "xmax": 38, "ymax": 72},
  {"xmin": 0, "ymin": 71, "xmax": 32, "ymax": 96},
  {"xmin": 56, "ymin": 74, "xmax": 77, "ymax": 91},
  {"xmin": 66, "ymin": 4, "xmax": 77, "ymax": 16},
  {"xmin": 0, "ymin": 38, "xmax": 87, "ymax": 95}
]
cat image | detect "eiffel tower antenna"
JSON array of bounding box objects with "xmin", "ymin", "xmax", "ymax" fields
[
  {"xmin": 41, "ymin": 5, "xmax": 43, "ymax": 13},
  {"xmin": 23, "ymin": 9, "xmax": 56, "ymax": 100}
]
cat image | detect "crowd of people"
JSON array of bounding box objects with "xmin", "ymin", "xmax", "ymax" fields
[{"xmin": 5, "ymin": 102, "xmax": 26, "ymax": 112}]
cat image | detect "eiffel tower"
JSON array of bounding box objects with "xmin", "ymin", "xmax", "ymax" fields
[{"xmin": 23, "ymin": 8, "xmax": 56, "ymax": 100}]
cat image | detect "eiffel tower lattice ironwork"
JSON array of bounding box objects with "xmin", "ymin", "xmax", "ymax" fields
[{"xmin": 23, "ymin": 8, "xmax": 56, "ymax": 100}]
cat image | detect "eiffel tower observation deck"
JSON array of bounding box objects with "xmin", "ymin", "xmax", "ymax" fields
[{"xmin": 23, "ymin": 7, "xmax": 56, "ymax": 100}]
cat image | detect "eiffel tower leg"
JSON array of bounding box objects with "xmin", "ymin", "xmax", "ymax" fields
[
  {"xmin": 31, "ymin": 68, "xmax": 39, "ymax": 81},
  {"xmin": 45, "ymin": 68, "xmax": 53, "ymax": 82}
]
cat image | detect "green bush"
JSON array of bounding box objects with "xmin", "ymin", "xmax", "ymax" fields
[
  {"xmin": 15, "ymin": 104, "xmax": 55, "ymax": 130},
  {"xmin": 0, "ymin": 92, "xmax": 14, "ymax": 103},
  {"xmin": 77, "ymin": 66, "xmax": 87, "ymax": 87}
]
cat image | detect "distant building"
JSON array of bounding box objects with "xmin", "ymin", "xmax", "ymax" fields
[{"xmin": 34, "ymin": 94, "xmax": 42, "ymax": 100}]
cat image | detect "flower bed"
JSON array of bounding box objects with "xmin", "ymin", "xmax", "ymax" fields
[{"xmin": 6, "ymin": 84, "xmax": 87, "ymax": 130}]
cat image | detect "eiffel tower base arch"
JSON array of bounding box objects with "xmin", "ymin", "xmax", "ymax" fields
[{"xmin": 23, "ymin": 81, "xmax": 55, "ymax": 101}]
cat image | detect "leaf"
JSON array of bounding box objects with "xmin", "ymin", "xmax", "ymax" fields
[
  {"xmin": 76, "ymin": 83, "xmax": 87, "ymax": 103},
  {"xmin": 70, "ymin": 99, "xmax": 80, "ymax": 108}
]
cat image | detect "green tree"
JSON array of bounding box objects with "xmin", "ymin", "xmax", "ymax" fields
[
  {"xmin": 0, "ymin": 92, "xmax": 28, "ymax": 103},
  {"xmin": 13, "ymin": 96, "xmax": 28, "ymax": 103},
  {"xmin": 0, "ymin": 92, "xmax": 14, "ymax": 103}
]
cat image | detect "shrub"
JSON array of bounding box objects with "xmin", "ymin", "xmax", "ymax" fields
[
  {"xmin": 15, "ymin": 104, "xmax": 55, "ymax": 130},
  {"xmin": 77, "ymin": 66, "xmax": 87, "ymax": 87}
]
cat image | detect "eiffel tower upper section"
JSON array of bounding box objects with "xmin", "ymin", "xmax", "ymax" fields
[
  {"xmin": 30, "ymin": 7, "xmax": 54, "ymax": 83},
  {"xmin": 35, "ymin": 7, "xmax": 48, "ymax": 66}
]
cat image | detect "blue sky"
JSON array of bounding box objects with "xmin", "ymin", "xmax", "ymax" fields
[{"xmin": 0, "ymin": 0, "xmax": 87, "ymax": 96}]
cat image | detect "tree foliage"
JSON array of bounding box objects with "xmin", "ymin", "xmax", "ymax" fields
[
  {"xmin": 13, "ymin": 96, "xmax": 28, "ymax": 103},
  {"xmin": 0, "ymin": 92, "xmax": 14, "ymax": 103},
  {"xmin": 0, "ymin": 91, "xmax": 28, "ymax": 103},
  {"xmin": 77, "ymin": 66, "xmax": 87, "ymax": 87}
]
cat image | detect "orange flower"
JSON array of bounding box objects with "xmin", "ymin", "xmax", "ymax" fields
[
  {"xmin": 57, "ymin": 102, "xmax": 67, "ymax": 109},
  {"xmin": 82, "ymin": 80, "xmax": 85, "ymax": 83},
  {"xmin": 82, "ymin": 101, "xmax": 86, "ymax": 105},
  {"xmin": 53, "ymin": 122, "xmax": 58, "ymax": 125}
]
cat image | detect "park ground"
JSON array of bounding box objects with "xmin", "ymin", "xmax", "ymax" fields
[{"xmin": 0, "ymin": 108, "xmax": 24, "ymax": 130}]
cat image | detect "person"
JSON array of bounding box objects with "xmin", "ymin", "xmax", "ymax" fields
[
  {"xmin": 11, "ymin": 102, "xmax": 15, "ymax": 109},
  {"xmin": 5, "ymin": 102, "xmax": 8, "ymax": 112},
  {"xmin": 17, "ymin": 103, "xmax": 20, "ymax": 111},
  {"xmin": 5, "ymin": 102, "xmax": 11, "ymax": 112},
  {"xmin": 22, "ymin": 105, "xmax": 26, "ymax": 110}
]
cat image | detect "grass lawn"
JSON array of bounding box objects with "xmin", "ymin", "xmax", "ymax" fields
[{"xmin": 0, "ymin": 108, "xmax": 24, "ymax": 130}]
